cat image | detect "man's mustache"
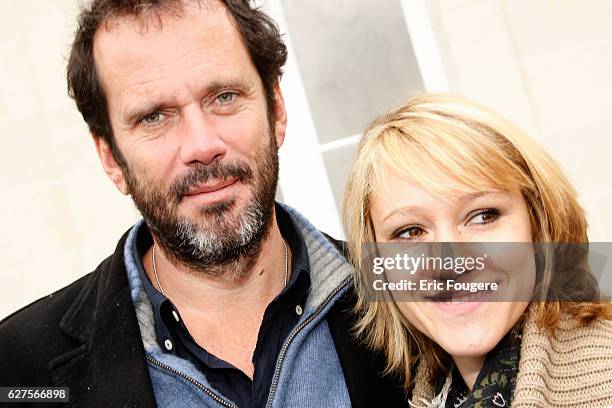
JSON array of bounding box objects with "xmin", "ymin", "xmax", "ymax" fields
[{"xmin": 169, "ymin": 161, "xmax": 253, "ymax": 201}]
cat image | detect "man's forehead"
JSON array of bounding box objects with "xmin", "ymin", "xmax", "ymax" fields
[
  {"xmin": 95, "ymin": 0, "xmax": 222, "ymax": 32},
  {"xmin": 93, "ymin": 0, "xmax": 227, "ymax": 44},
  {"xmin": 92, "ymin": 0, "xmax": 239, "ymax": 92}
]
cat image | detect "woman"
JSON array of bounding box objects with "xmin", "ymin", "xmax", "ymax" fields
[{"xmin": 343, "ymin": 94, "xmax": 612, "ymax": 407}]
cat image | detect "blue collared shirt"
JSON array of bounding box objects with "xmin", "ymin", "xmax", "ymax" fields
[{"xmin": 130, "ymin": 204, "xmax": 311, "ymax": 407}]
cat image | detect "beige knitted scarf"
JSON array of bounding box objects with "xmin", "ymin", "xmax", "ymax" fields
[{"xmin": 410, "ymin": 304, "xmax": 612, "ymax": 408}]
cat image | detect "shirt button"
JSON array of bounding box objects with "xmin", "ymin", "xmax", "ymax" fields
[
  {"xmin": 295, "ymin": 305, "xmax": 303, "ymax": 316},
  {"xmin": 164, "ymin": 339, "xmax": 173, "ymax": 351},
  {"xmin": 171, "ymin": 310, "xmax": 180, "ymax": 322}
]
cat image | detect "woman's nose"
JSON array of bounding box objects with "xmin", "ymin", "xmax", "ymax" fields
[{"xmin": 433, "ymin": 225, "xmax": 461, "ymax": 243}]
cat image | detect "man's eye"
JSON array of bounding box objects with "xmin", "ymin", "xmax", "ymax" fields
[
  {"xmin": 216, "ymin": 92, "xmax": 237, "ymax": 104},
  {"xmin": 141, "ymin": 112, "xmax": 163, "ymax": 125},
  {"xmin": 396, "ymin": 225, "xmax": 426, "ymax": 240},
  {"xmin": 468, "ymin": 208, "xmax": 500, "ymax": 225}
]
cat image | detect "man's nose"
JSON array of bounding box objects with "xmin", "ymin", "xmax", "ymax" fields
[{"xmin": 178, "ymin": 107, "xmax": 227, "ymax": 165}]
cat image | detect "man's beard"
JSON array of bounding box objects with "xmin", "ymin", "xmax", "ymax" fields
[{"xmin": 123, "ymin": 136, "xmax": 279, "ymax": 276}]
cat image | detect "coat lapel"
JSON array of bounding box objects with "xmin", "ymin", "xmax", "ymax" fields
[{"xmin": 49, "ymin": 231, "xmax": 158, "ymax": 407}]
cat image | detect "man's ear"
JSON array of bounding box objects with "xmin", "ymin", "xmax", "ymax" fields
[
  {"xmin": 272, "ymin": 81, "xmax": 287, "ymax": 148},
  {"xmin": 93, "ymin": 136, "xmax": 129, "ymax": 195}
]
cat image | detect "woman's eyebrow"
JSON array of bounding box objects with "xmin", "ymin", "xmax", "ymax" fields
[
  {"xmin": 382, "ymin": 206, "xmax": 425, "ymax": 222},
  {"xmin": 460, "ymin": 190, "xmax": 507, "ymax": 202},
  {"xmin": 381, "ymin": 191, "xmax": 507, "ymax": 222}
]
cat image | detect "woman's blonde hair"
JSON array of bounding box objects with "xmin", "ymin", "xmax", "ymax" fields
[{"xmin": 342, "ymin": 94, "xmax": 612, "ymax": 389}]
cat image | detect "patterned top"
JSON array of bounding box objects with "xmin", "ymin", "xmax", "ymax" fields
[{"xmin": 433, "ymin": 328, "xmax": 522, "ymax": 408}]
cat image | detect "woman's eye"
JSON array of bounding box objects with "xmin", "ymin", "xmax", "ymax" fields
[
  {"xmin": 141, "ymin": 112, "xmax": 163, "ymax": 125},
  {"xmin": 216, "ymin": 92, "xmax": 237, "ymax": 104},
  {"xmin": 468, "ymin": 208, "xmax": 500, "ymax": 225},
  {"xmin": 396, "ymin": 225, "xmax": 426, "ymax": 240}
]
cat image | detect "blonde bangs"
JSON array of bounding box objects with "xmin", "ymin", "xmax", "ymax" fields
[{"xmin": 365, "ymin": 112, "xmax": 534, "ymax": 201}]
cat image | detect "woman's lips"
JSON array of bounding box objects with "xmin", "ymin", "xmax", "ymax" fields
[
  {"xmin": 427, "ymin": 298, "xmax": 488, "ymax": 315},
  {"xmin": 423, "ymin": 286, "xmax": 496, "ymax": 302}
]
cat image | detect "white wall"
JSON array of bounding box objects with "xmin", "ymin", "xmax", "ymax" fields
[
  {"xmin": 0, "ymin": 0, "xmax": 138, "ymax": 319},
  {"xmin": 427, "ymin": 0, "xmax": 612, "ymax": 241}
]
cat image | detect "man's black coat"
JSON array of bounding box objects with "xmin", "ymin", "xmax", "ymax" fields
[{"xmin": 0, "ymin": 229, "xmax": 406, "ymax": 407}]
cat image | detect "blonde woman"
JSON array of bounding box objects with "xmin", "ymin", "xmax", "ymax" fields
[{"xmin": 343, "ymin": 94, "xmax": 612, "ymax": 407}]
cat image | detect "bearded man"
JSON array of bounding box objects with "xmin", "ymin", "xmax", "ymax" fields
[{"xmin": 0, "ymin": 1, "xmax": 405, "ymax": 407}]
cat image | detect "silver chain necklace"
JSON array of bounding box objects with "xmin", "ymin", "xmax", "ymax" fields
[{"xmin": 151, "ymin": 239, "xmax": 289, "ymax": 297}]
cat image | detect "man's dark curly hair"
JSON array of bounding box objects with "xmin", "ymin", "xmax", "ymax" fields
[{"xmin": 67, "ymin": 0, "xmax": 287, "ymax": 167}]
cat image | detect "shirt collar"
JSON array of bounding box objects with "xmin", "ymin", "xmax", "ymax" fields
[{"xmin": 125, "ymin": 202, "xmax": 311, "ymax": 351}]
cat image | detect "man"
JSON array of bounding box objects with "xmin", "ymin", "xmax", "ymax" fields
[{"xmin": 0, "ymin": 0, "xmax": 405, "ymax": 407}]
